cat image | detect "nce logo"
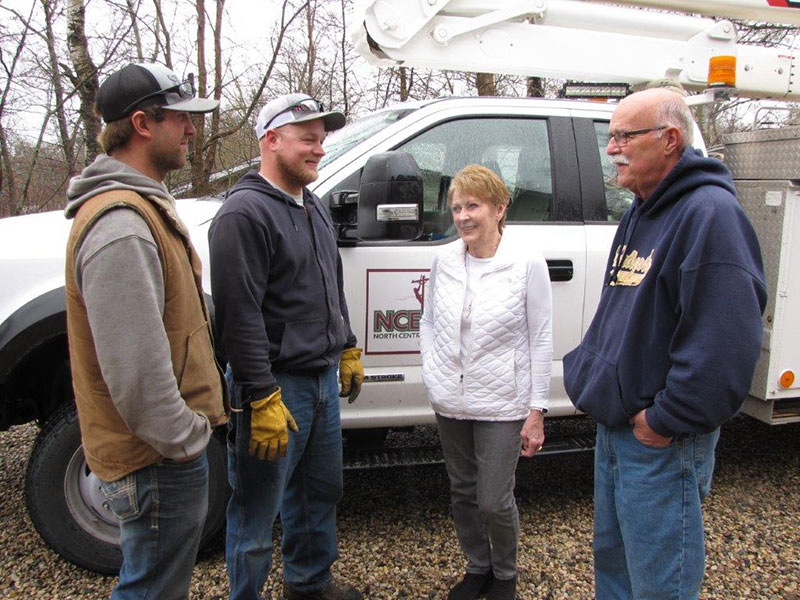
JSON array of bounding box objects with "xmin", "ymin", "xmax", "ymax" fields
[
  {"xmin": 371, "ymin": 274, "xmax": 428, "ymax": 339},
  {"xmin": 373, "ymin": 309, "xmax": 422, "ymax": 333}
]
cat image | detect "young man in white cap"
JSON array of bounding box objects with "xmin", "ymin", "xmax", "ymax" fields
[
  {"xmin": 65, "ymin": 63, "xmax": 227, "ymax": 599},
  {"xmin": 209, "ymin": 94, "xmax": 364, "ymax": 600}
]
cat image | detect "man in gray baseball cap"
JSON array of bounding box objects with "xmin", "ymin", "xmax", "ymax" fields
[
  {"xmin": 95, "ymin": 62, "xmax": 219, "ymax": 123},
  {"xmin": 210, "ymin": 94, "xmax": 363, "ymax": 600},
  {"xmin": 65, "ymin": 63, "xmax": 226, "ymax": 599}
]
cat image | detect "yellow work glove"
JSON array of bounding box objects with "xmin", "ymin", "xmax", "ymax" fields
[
  {"xmin": 339, "ymin": 347, "xmax": 364, "ymax": 404},
  {"xmin": 248, "ymin": 388, "xmax": 299, "ymax": 461}
]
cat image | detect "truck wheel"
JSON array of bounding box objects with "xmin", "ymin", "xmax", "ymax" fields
[{"xmin": 25, "ymin": 402, "xmax": 229, "ymax": 574}]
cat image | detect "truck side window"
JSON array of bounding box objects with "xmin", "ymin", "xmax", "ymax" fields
[
  {"xmin": 395, "ymin": 118, "xmax": 554, "ymax": 240},
  {"xmin": 594, "ymin": 121, "xmax": 634, "ymax": 221}
]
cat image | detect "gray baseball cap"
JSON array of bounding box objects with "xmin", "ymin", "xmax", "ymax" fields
[
  {"xmin": 96, "ymin": 63, "xmax": 219, "ymax": 123},
  {"xmin": 255, "ymin": 93, "xmax": 345, "ymax": 139}
]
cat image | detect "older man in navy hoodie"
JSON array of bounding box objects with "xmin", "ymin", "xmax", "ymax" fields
[{"xmin": 564, "ymin": 88, "xmax": 766, "ymax": 599}]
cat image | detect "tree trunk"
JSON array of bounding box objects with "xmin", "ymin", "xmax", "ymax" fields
[
  {"xmin": 41, "ymin": 0, "xmax": 75, "ymax": 171},
  {"xmin": 475, "ymin": 72, "xmax": 495, "ymax": 96},
  {"xmin": 125, "ymin": 0, "xmax": 144, "ymax": 61},
  {"xmin": 303, "ymin": 1, "xmax": 317, "ymax": 95},
  {"xmin": 190, "ymin": 0, "xmax": 207, "ymax": 194},
  {"xmin": 340, "ymin": 0, "xmax": 349, "ymax": 115},
  {"xmin": 152, "ymin": 0, "xmax": 173, "ymax": 67},
  {"xmin": 200, "ymin": 0, "xmax": 225, "ymax": 189},
  {"xmin": 527, "ymin": 76, "xmax": 545, "ymax": 98},
  {"xmin": 0, "ymin": 2, "xmax": 32, "ymax": 215},
  {"xmin": 66, "ymin": 0, "xmax": 101, "ymax": 164},
  {"xmin": 0, "ymin": 122, "xmax": 17, "ymax": 217},
  {"xmin": 399, "ymin": 67, "xmax": 409, "ymax": 101}
]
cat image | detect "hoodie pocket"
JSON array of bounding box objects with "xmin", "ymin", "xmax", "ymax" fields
[
  {"xmin": 277, "ymin": 318, "xmax": 327, "ymax": 363},
  {"xmin": 563, "ymin": 344, "xmax": 630, "ymax": 427}
]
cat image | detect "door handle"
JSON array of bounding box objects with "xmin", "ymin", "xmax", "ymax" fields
[{"xmin": 547, "ymin": 259, "xmax": 573, "ymax": 282}]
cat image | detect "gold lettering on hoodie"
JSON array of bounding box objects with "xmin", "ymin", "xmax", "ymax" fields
[{"xmin": 609, "ymin": 245, "xmax": 654, "ymax": 287}]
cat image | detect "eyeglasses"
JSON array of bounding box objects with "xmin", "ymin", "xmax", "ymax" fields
[
  {"xmin": 123, "ymin": 79, "xmax": 196, "ymax": 116},
  {"xmin": 262, "ymin": 98, "xmax": 324, "ymax": 132},
  {"xmin": 608, "ymin": 126, "xmax": 668, "ymax": 147}
]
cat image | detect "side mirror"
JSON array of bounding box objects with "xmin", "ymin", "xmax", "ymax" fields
[
  {"xmin": 357, "ymin": 152, "xmax": 423, "ymax": 241},
  {"xmin": 329, "ymin": 190, "xmax": 359, "ymax": 243}
]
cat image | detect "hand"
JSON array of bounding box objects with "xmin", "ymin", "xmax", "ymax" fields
[
  {"xmin": 520, "ymin": 409, "xmax": 545, "ymax": 458},
  {"xmin": 630, "ymin": 409, "xmax": 672, "ymax": 448},
  {"xmin": 248, "ymin": 388, "xmax": 299, "ymax": 460},
  {"xmin": 339, "ymin": 347, "xmax": 364, "ymax": 403}
]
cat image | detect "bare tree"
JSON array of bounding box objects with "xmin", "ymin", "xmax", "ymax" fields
[
  {"xmin": 187, "ymin": 0, "xmax": 226, "ymax": 194},
  {"xmin": 124, "ymin": 0, "xmax": 145, "ymax": 61},
  {"xmin": 152, "ymin": 0, "xmax": 173, "ymax": 68},
  {"xmin": 0, "ymin": 2, "xmax": 36, "ymax": 216},
  {"xmin": 189, "ymin": 0, "xmax": 208, "ymax": 191},
  {"xmin": 527, "ymin": 76, "xmax": 545, "ymax": 98},
  {"xmin": 66, "ymin": 0, "xmax": 101, "ymax": 163},
  {"xmin": 339, "ymin": 0, "xmax": 349, "ymax": 114},
  {"xmin": 41, "ymin": 0, "xmax": 76, "ymax": 172},
  {"xmin": 302, "ymin": 0, "xmax": 318, "ymax": 95},
  {"xmin": 184, "ymin": 0, "xmax": 311, "ymax": 194},
  {"xmin": 203, "ymin": 1, "xmax": 309, "ymax": 149},
  {"xmin": 475, "ymin": 72, "xmax": 496, "ymax": 96}
]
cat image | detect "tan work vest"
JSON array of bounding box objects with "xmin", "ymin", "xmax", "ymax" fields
[{"xmin": 65, "ymin": 190, "xmax": 227, "ymax": 481}]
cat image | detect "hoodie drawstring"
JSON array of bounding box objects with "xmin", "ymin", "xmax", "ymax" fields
[
  {"xmin": 283, "ymin": 195, "xmax": 300, "ymax": 232},
  {"xmin": 607, "ymin": 201, "xmax": 642, "ymax": 286}
]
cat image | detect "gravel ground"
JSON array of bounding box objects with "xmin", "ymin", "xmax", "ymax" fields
[{"xmin": 1, "ymin": 415, "xmax": 798, "ymax": 599}]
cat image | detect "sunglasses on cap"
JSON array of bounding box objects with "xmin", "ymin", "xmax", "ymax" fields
[
  {"xmin": 262, "ymin": 98, "xmax": 325, "ymax": 132},
  {"xmin": 122, "ymin": 79, "xmax": 196, "ymax": 116}
]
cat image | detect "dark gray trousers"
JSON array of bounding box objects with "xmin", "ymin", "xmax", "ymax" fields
[{"xmin": 436, "ymin": 414, "xmax": 525, "ymax": 580}]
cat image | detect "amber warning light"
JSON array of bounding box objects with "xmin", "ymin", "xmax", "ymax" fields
[
  {"xmin": 779, "ymin": 370, "xmax": 795, "ymax": 389},
  {"xmin": 707, "ymin": 55, "xmax": 736, "ymax": 88}
]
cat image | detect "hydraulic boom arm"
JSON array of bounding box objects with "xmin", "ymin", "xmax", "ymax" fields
[{"xmin": 351, "ymin": 0, "xmax": 800, "ymax": 99}]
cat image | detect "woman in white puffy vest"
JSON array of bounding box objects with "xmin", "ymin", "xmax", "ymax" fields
[{"xmin": 420, "ymin": 164, "xmax": 553, "ymax": 600}]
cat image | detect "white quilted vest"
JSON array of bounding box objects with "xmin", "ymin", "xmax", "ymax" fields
[{"xmin": 421, "ymin": 234, "xmax": 533, "ymax": 421}]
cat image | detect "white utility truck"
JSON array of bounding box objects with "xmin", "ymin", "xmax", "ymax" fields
[{"xmin": 0, "ymin": 0, "xmax": 798, "ymax": 574}]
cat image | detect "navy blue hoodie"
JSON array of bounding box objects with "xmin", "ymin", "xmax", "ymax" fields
[
  {"xmin": 563, "ymin": 148, "xmax": 767, "ymax": 437},
  {"xmin": 208, "ymin": 171, "xmax": 356, "ymax": 402}
]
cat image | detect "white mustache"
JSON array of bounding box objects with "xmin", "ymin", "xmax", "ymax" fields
[{"xmin": 610, "ymin": 155, "xmax": 629, "ymax": 166}]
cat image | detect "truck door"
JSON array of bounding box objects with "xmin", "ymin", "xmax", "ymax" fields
[
  {"xmin": 322, "ymin": 109, "xmax": 593, "ymax": 427},
  {"xmin": 573, "ymin": 115, "xmax": 636, "ymax": 332}
]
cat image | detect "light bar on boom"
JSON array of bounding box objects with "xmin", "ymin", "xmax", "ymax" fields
[{"xmin": 561, "ymin": 83, "xmax": 630, "ymax": 99}]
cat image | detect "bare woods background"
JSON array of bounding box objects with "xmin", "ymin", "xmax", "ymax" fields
[{"xmin": 1, "ymin": 0, "xmax": 797, "ymax": 218}]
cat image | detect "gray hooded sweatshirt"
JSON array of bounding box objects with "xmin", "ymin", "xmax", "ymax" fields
[{"xmin": 66, "ymin": 155, "xmax": 210, "ymax": 464}]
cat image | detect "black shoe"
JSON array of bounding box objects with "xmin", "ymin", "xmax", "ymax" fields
[
  {"xmin": 447, "ymin": 572, "xmax": 494, "ymax": 600},
  {"xmin": 284, "ymin": 577, "xmax": 363, "ymax": 600},
  {"xmin": 486, "ymin": 576, "xmax": 516, "ymax": 600}
]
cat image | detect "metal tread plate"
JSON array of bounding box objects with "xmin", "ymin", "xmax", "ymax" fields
[{"xmin": 343, "ymin": 435, "xmax": 596, "ymax": 470}]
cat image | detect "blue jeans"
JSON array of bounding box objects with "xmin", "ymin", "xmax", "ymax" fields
[
  {"xmin": 593, "ymin": 423, "xmax": 720, "ymax": 600},
  {"xmin": 226, "ymin": 367, "xmax": 344, "ymax": 600},
  {"xmin": 99, "ymin": 453, "xmax": 209, "ymax": 600}
]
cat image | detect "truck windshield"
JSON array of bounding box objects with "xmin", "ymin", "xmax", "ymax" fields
[{"xmin": 320, "ymin": 107, "xmax": 416, "ymax": 168}]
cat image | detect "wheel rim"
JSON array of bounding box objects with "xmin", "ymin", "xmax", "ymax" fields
[{"xmin": 63, "ymin": 445, "xmax": 120, "ymax": 545}]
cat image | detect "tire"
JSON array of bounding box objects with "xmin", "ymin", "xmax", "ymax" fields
[{"xmin": 25, "ymin": 402, "xmax": 229, "ymax": 574}]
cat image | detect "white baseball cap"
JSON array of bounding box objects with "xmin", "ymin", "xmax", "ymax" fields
[{"xmin": 255, "ymin": 93, "xmax": 345, "ymax": 139}]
